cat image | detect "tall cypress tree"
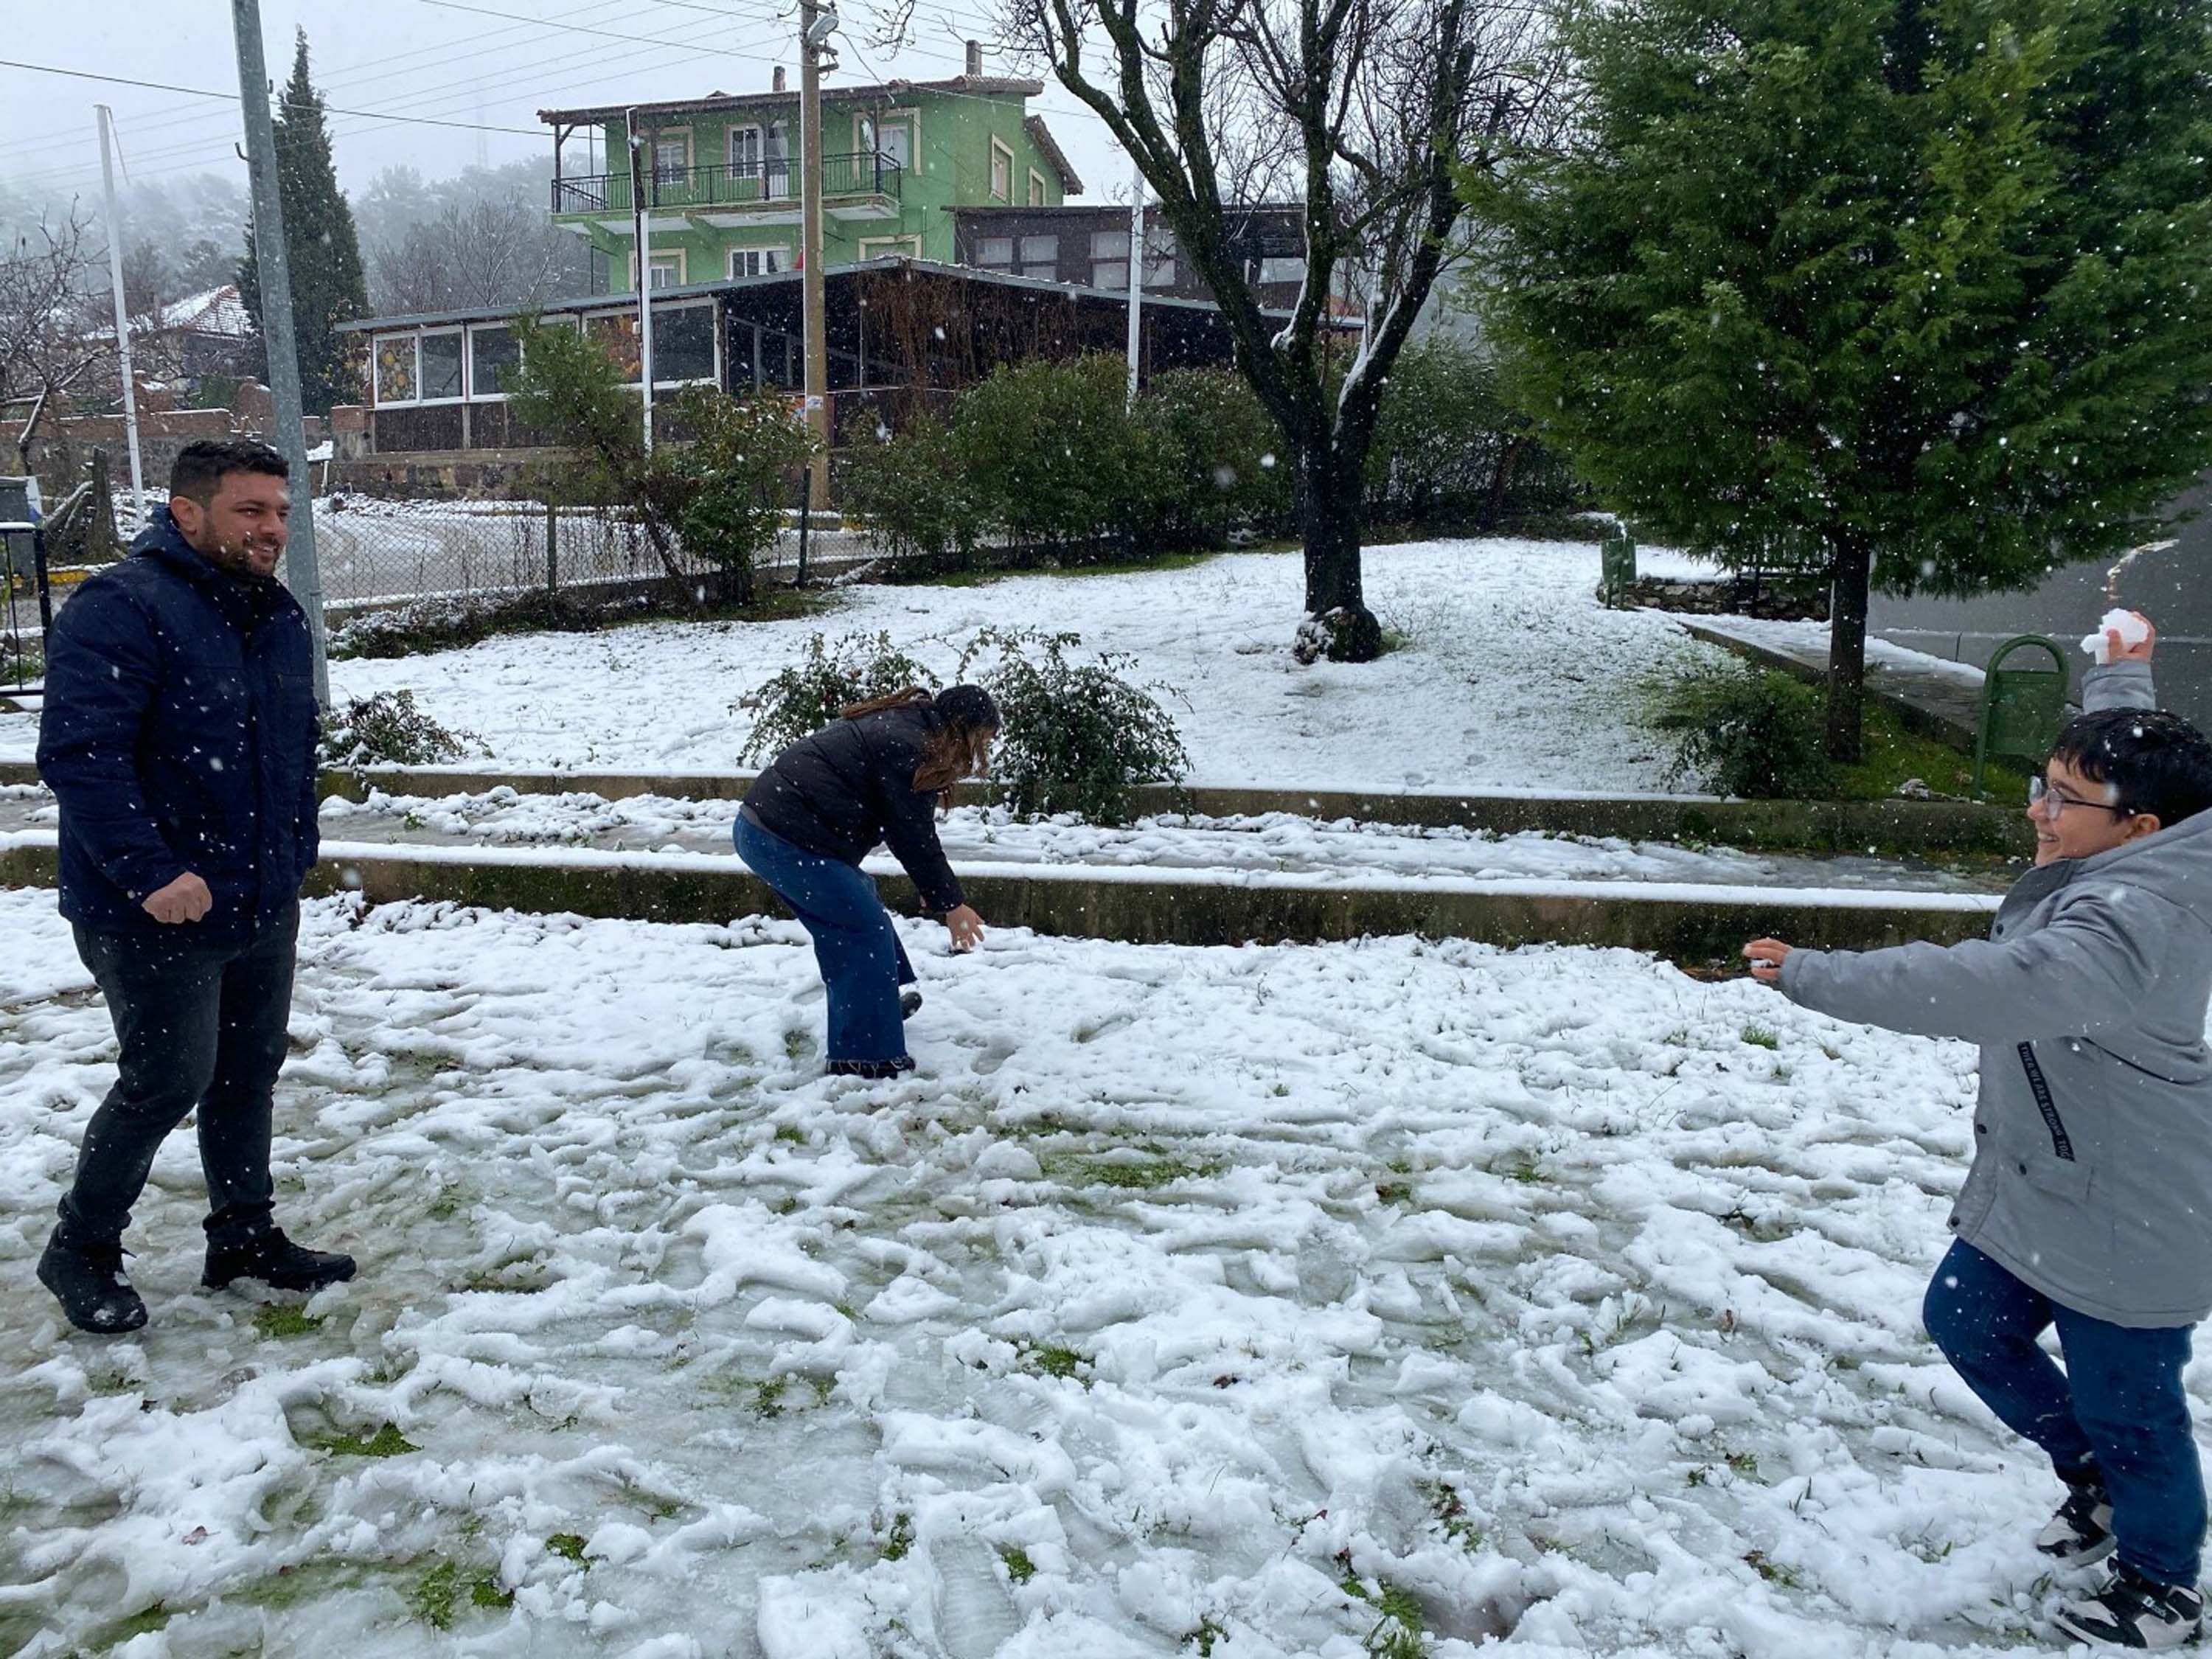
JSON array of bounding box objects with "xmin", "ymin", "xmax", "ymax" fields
[
  {"xmin": 237, "ymin": 29, "xmax": 368, "ymax": 415},
  {"xmin": 1472, "ymin": 0, "xmax": 2212, "ymax": 759}
]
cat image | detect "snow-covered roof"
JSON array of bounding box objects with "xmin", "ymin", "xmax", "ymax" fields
[{"xmin": 156, "ymin": 285, "xmax": 252, "ymax": 338}]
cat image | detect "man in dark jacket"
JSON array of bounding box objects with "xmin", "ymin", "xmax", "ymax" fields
[{"xmin": 34, "ymin": 438, "xmax": 354, "ymax": 1334}]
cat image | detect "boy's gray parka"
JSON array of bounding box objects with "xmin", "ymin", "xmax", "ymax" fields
[{"xmin": 1778, "ymin": 661, "xmax": 2212, "ymax": 1328}]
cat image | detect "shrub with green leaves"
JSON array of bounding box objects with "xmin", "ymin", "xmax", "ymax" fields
[
  {"xmin": 1366, "ymin": 338, "xmax": 1582, "ymax": 532},
  {"xmin": 1135, "ymin": 367, "xmax": 1292, "ymax": 548},
  {"xmin": 952, "ymin": 355, "xmax": 1175, "ymax": 557},
  {"xmin": 737, "ymin": 630, "xmax": 940, "ymax": 764},
  {"xmin": 1652, "ymin": 664, "xmax": 1832, "ymax": 799},
  {"xmin": 321, "ymin": 689, "xmax": 486, "ymax": 768},
  {"xmin": 837, "ymin": 418, "xmax": 983, "ymax": 571},
  {"xmin": 956, "ymin": 626, "xmax": 1189, "ymax": 823}
]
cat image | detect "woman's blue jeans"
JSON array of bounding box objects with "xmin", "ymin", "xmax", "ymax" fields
[
  {"xmin": 734, "ymin": 810, "xmax": 916, "ymax": 1066},
  {"xmin": 1924, "ymin": 1238, "xmax": 2206, "ymax": 1587}
]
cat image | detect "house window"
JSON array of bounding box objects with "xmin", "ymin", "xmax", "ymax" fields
[
  {"xmin": 419, "ymin": 330, "xmax": 465, "ymax": 402},
  {"xmin": 1029, "ymin": 170, "xmax": 1049, "ymax": 207},
  {"xmin": 976, "ymin": 235, "xmax": 1014, "ymax": 268},
  {"xmin": 372, "ymin": 334, "xmax": 417, "ymax": 405},
  {"xmin": 730, "ymin": 246, "xmax": 785, "ymax": 278},
  {"xmin": 653, "ymin": 133, "xmax": 689, "ymax": 186},
  {"xmin": 1146, "ymin": 225, "xmax": 1178, "ymax": 289},
  {"xmin": 1091, "ymin": 229, "xmax": 1130, "ymax": 289},
  {"xmin": 633, "ymin": 249, "xmax": 684, "ymax": 290},
  {"xmin": 468, "ymin": 324, "xmax": 519, "ymax": 399},
  {"xmin": 990, "ymin": 136, "xmax": 1013, "ymax": 201},
  {"xmin": 653, "ymin": 302, "xmax": 717, "ymax": 386},
  {"xmin": 585, "ymin": 312, "xmax": 643, "ymax": 382},
  {"xmin": 1018, "ymin": 234, "xmax": 1058, "ymax": 280},
  {"xmin": 1259, "ymin": 254, "xmax": 1307, "ymax": 285},
  {"xmin": 859, "ymin": 111, "xmax": 915, "ymax": 172},
  {"xmin": 765, "ymin": 120, "xmax": 794, "ymax": 199}
]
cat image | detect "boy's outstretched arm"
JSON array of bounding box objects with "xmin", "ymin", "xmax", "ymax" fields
[
  {"xmin": 2086, "ymin": 612, "xmax": 2157, "ymax": 712},
  {"xmin": 1741, "ymin": 891, "xmax": 2165, "ymax": 1043}
]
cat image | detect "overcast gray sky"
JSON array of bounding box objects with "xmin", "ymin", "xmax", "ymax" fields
[{"xmin": 0, "ymin": 0, "xmax": 1130, "ymax": 205}]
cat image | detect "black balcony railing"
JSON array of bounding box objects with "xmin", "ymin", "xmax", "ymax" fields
[{"xmin": 552, "ymin": 152, "xmax": 904, "ymax": 216}]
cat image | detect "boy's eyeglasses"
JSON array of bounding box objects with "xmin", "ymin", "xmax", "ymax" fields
[{"xmin": 2028, "ymin": 776, "xmax": 2131, "ymax": 821}]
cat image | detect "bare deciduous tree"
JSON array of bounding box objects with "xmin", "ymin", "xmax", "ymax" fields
[
  {"xmin": 370, "ymin": 196, "xmax": 586, "ymax": 317},
  {"xmin": 0, "ymin": 210, "xmax": 110, "ymax": 470},
  {"xmin": 1004, "ymin": 0, "xmax": 1563, "ymax": 659}
]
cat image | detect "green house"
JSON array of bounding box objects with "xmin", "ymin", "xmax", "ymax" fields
[{"xmin": 540, "ymin": 52, "xmax": 1084, "ymax": 293}]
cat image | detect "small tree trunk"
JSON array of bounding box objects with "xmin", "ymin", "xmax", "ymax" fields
[
  {"xmin": 1825, "ymin": 534, "xmax": 1874, "ymax": 763},
  {"xmin": 1296, "ymin": 442, "xmax": 1382, "ymax": 661}
]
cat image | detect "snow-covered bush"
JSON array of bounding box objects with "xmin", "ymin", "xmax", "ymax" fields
[
  {"xmin": 321, "ymin": 689, "xmax": 486, "ymax": 768},
  {"xmin": 1652, "ymin": 664, "xmax": 1831, "ymax": 799},
  {"xmin": 956, "ymin": 626, "xmax": 1189, "ymax": 824},
  {"xmin": 736, "ymin": 630, "xmax": 939, "ymax": 764}
]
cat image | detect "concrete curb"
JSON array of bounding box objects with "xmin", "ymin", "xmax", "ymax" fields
[
  {"xmin": 0, "ymin": 759, "xmax": 2028, "ymax": 857},
  {"xmin": 0, "ymin": 832, "xmax": 1999, "ymax": 961}
]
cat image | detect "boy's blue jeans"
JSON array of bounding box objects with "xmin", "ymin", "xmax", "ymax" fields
[
  {"xmin": 734, "ymin": 810, "xmax": 916, "ymax": 1066},
  {"xmin": 1924, "ymin": 1238, "xmax": 2205, "ymax": 1587}
]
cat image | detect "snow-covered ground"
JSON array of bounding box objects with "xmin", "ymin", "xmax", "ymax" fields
[
  {"xmin": 0, "ymin": 541, "xmax": 1735, "ymax": 791},
  {"xmin": 0, "ymin": 887, "xmax": 2171, "ymax": 1657}
]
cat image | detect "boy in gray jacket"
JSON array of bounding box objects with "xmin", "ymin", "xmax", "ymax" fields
[{"xmin": 1744, "ymin": 617, "xmax": 2212, "ymax": 1649}]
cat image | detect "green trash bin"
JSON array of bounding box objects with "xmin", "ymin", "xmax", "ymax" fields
[
  {"xmin": 1599, "ymin": 527, "xmax": 1636, "ymax": 608},
  {"xmin": 1974, "ymin": 635, "xmax": 2070, "ymax": 798}
]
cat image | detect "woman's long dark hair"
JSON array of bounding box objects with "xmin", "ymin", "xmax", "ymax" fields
[{"xmin": 841, "ymin": 686, "xmax": 996, "ymax": 800}]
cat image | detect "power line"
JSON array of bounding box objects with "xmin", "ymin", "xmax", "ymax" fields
[{"xmin": 0, "ymin": 57, "xmax": 548, "ymax": 136}]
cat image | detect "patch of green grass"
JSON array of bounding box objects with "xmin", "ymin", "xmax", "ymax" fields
[
  {"xmin": 1375, "ymin": 1180, "xmax": 1414, "ymax": 1207},
  {"xmin": 410, "ymin": 1560, "xmax": 512, "ymax": 1630},
  {"xmin": 254, "ymin": 1304, "xmax": 325, "ymax": 1339},
  {"xmin": 1743, "ymin": 1548, "xmax": 1802, "ymax": 1589},
  {"xmin": 425, "ymin": 1189, "xmax": 465, "ymax": 1221},
  {"xmin": 1739, "ymin": 1025, "xmax": 1781, "ymax": 1051},
  {"xmin": 773, "ymin": 1124, "xmax": 806, "ymax": 1146},
  {"xmin": 1342, "ymin": 1576, "xmax": 1429, "ymax": 1658},
  {"xmin": 1191, "ymin": 1615, "xmax": 1230, "ymax": 1655},
  {"xmin": 1020, "ymin": 1343, "xmax": 1083, "ymax": 1380},
  {"xmin": 103, "ymin": 1603, "xmax": 172, "ymax": 1644},
  {"xmin": 319, "ymin": 1422, "xmax": 417, "ymax": 1458},
  {"xmin": 1000, "ymin": 1545, "xmax": 1037, "ymax": 1584},
  {"xmin": 1424, "ymin": 1481, "xmax": 1484, "ymax": 1553},
  {"xmin": 782, "ymin": 1029, "xmax": 812, "ymax": 1061},
  {"xmin": 1726, "ymin": 1449, "xmax": 1760, "ymax": 1479},
  {"xmin": 881, "ymin": 1512, "xmax": 915, "ymax": 1562},
  {"xmin": 751, "ymin": 1377, "xmax": 791, "ymax": 1419},
  {"xmin": 1043, "ymin": 1152, "xmax": 1220, "ymax": 1190},
  {"xmin": 546, "ymin": 1532, "xmax": 588, "ymax": 1565},
  {"xmin": 1832, "ymin": 699, "xmax": 2032, "ymax": 804},
  {"xmin": 1503, "ymin": 1160, "xmax": 1544, "ymax": 1186}
]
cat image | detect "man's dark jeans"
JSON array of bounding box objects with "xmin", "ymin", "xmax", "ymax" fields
[
  {"xmin": 1924, "ymin": 1237, "xmax": 2207, "ymax": 1587},
  {"xmin": 60, "ymin": 904, "xmax": 300, "ymax": 1250}
]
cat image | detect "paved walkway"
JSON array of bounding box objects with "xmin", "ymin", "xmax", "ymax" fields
[{"xmin": 1677, "ymin": 615, "xmax": 1998, "ymax": 747}]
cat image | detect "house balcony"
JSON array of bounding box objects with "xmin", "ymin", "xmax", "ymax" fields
[{"xmin": 551, "ymin": 153, "xmax": 904, "ymax": 229}]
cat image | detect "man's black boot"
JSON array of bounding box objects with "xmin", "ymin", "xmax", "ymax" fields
[
  {"xmin": 38, "ymin": 1228, "xmax": 148, "ymax": 1334},
  {"xmin": 203, "ymin": 1226, "xmax": 356, "ymax": 1293}
]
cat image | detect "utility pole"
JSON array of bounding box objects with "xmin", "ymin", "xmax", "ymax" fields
[
  {"xmin": 799, "ymin": 0, "xmax": 835, "ymax": 512},
  {"xmin": 1124, "ymin": 156, "xmax": 1145, "ymax": 404},
  {"xmin": 627, "ymin": 108, "xmax": 655, "ymax": 452},
  {"xmin": 229, "ymin": 0, "xmax": 329, "ymax": 709},
  {"xmin": 95, "ymin": 106, "xmax": 147, "ymax": 525}
]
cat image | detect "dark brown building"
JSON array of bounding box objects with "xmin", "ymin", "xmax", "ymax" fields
[{"xmin": 950, "ymin": 203, "xmax": 1340, "ymax": 316}]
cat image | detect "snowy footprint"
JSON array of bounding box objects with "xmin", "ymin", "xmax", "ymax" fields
[{"xmin": 926, "ymin": 1534, "xmax": 1022, "ymax": 1658}]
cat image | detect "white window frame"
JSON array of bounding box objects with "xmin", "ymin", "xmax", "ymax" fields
[
  {"xmin": 989, "ymin": 136, "xmax": 1014, "ymax": 201},
  {"xmin": 465, "ymin": 321, "xmax": 521, "ymax": 403},
  {"xmin": 855, "ymin": 107, "xmax": 918, "ymax": 174},
  {"xmin": 630, "ymin": 248, "xmax": 689, "ymax": 289},
  {"xmin": 728, "ymin": 245, "xmax": 790, "ymax": 278},
  {"xmin": 650, "ymin": 128, "xmax": 692, "ymax": 184},
  {"xmin": 648, "ymin": 296, "xmax": 720, "ymax": 390},
  {"xmin": 728, "ymin": 122, "xmax": 763, "ymax": 175},
  {"xmin": 765, "ymin": 119, "xmax": 796, "ymax": 201},
  {"xmin": 857, "ymin": 234, "xmax": 922, "ymax": 262},
  {"xmin": 415, "ymin": 326, "xmax": 467, "ymax": 406},
  {"xmin": 1028, "ymin": 168, "xmax": 1048, "ymax": 207}
]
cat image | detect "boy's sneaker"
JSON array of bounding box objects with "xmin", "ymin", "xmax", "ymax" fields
[
  {"xmin": 2052, "ymin": 1565, "xmax": 2205, "ymax": 1649},
  {"xmin": 2038, "ymin": 1477, "xmax": 2118, "ymax": 1565},
  {"xmin": 37, "ymin": 1230, "xmax": 147, "ymax": 1334},
  {"xmin": 203, "ymin": 1227, "xmax": 356, "ymax": 1293}
]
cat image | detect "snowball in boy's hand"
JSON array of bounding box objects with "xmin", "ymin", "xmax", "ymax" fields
[
  {"xmin": 1742, "ymin": 939, "xmax": 1792, "ymax": 982},
  {"xmin": 2081, "ymin": 608, "xmax": 2153, "ymax": 663}
]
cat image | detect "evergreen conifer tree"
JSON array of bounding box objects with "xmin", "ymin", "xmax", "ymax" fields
[
  {"xmin": 238, "ymin": 29, "xmax": 368, "ymax": 415},
  {"xmin": 1473, "ymin": 0, "xmax": 2212, "ymax": 759}
]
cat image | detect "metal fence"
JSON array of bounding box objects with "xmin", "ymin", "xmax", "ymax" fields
[{"xmin": 302, "ymin": 495, "xmax": 883, "ymax": 619}]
